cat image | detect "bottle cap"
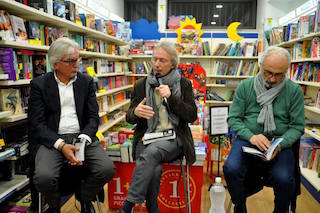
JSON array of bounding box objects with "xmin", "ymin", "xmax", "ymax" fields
[{"xmin": 215, "ymin": 177, "xmax": 222, "ymax": 183}]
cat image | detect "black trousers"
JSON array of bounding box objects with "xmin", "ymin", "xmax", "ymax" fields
[{"xmin": 33, "ymin": 134, "xmax": 115, "ymax": 210}]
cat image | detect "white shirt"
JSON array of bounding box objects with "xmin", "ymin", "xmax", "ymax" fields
[{"xmin": 53, "ymin": 72, "xmax": 92, "ymax": 149}]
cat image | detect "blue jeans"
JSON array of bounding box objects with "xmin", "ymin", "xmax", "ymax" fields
[{"xmin": 223, "ymin": 139, "xmax": 295, "ymax": 213}]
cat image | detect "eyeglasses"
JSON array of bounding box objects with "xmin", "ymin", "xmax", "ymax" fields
[
  {"xmin": 151, "ymin": 57, "xmax": 170, "ymax": 65},
  {"xmin": 263, "ymin": 69, "xmax": 286, "ymax": 79},
  {"xmin": 60, "ymin": 57, "xmax": 82, "ymax": 65}
]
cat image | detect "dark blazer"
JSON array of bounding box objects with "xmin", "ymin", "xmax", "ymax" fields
[
  {"xmin": 28, "ymin": 72, "xmax": 99, "ymax": 153},
  {"xmin": 126, "ymin": 76, "xmax": 198, "ymax": 164}
]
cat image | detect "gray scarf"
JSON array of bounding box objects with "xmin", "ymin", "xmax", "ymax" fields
[
  {"xmin": 253, "ymin": 72, "xmax": 287, "ymax": 135},
  {"xmin": 146, "ymin": 69, "xmax": 181, "ymax": 133}
]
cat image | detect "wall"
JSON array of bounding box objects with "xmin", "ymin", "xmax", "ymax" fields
[{"xmin": 100, "ymin": 0, "xmax": 124, "ymax": 19}]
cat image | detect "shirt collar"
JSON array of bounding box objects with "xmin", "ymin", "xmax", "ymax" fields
[{"xmin": 54, "ymin": 71, "xmax": 77, "ymax": 86}]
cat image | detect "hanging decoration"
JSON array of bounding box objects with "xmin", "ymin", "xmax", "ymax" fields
[
  {"xmin": 176, "ymin": 17, "xmax": 204, "ymax": 43},
  {"xmin": 226, "ymin": 22, "xmax": 244, "ymax": 42}
]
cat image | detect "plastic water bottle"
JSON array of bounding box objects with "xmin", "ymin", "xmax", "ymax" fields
[{"xmin": 209, "ymin": 177, "xmax": 226, "ymax": 213}]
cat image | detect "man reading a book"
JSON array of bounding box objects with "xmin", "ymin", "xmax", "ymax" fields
[
  {"xmin": 119, "ymin": 41, "xmax": 197, "ymax": 213},
  {"xmin": 28, "ymin": 37, "xmax": 115, "ymax": 213},
  {"xmin": 223, "ymin": 46, "xmax": 305, "ymax": 213}
]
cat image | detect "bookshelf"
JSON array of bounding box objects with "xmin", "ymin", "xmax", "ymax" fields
[
  {"xmin": 270, "ymin": 12, "xmax": 320, "ymax": 199},
  {"xmin": 96, "ymin": 72, "xmax": 125, "ymax": 78},
  {"xmin": 96, "ymin": 85, "xmax": 133, "ymax": 98},
  {"xmin": 0, "ymin": 111, "xmax": 12, "ymax": 120},
  {"xmin": 98, "ymin": 114, "xmax": 126, "ymax": 134},
  {"xmin": 0, "ymin": 175, "xmax": 29, "ymax": 203}
]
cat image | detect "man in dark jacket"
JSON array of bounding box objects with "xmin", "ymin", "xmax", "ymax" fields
[
  {"xmin": 28, "ymin": 37, "xmax": 115, "ymax": 213},
  {"xmin": 120, "ymin": 41, "xmax": 197, "ymax": 213}
]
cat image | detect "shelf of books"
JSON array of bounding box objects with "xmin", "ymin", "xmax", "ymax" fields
[
  {"xmin": 96, "ymin": 72, "xmax": 125, "ymax": 78},
  {"xmin": 80, "ymin": 52, "xmax": 130, "ymax": 60},
  {"xmin": 107, "ymin": 99, "xmax": 130, "ymax": 113},
  {"xmin": 0, "ymin": 40, "xmax": 50, "ymax": 51},
  {"xmin": 0, "ymin": 175, "xmax": 29, "ymax": 203},
  {"xmin": 98, "ymin": 114, "xmax": 126, "ymax": 134},
  {"xmin": 0, "ymin": 0, "xmax": 128, "ymax": 46},
  {"xmin": 305, "ymin": 128, "xmax": 320, "ymax": 141},
  {"xmin": 293, "ymin": 81, "xmax": 320, "ymax": 87},
  {"xmin": 125, "ymin": 73, "xmax": 148, "ymax": 77},
  {"xmin": 206, "ymin": 83, "xmax": 237, "ymax": 88},
  {"xmin": 99, "ymin": 111, "xmax": 107, "ymax": 118},
  {"xmin": 0, "ymin": 148, "xmax": 15, "ymax": 162},
  {"xmin": 96, "ymin": 85, "xmax": 133, "ymax": 98},
  {"xmin": 206, "ymin": 75, "xmax": 252, "ymax": 79},
  {"xmin": 300, "ymin": 161, "xmax": 320, "ymax": 191}
]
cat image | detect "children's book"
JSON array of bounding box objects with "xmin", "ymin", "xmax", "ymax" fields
[{"xmin": 242, "ymin": 137, "xmax": 283, "ymax": 160}]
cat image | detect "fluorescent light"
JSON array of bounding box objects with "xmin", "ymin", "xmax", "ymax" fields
[
  {"xmin": 211, "ymin": 21, "xmax": 217, "ymax": 25},
  {"xmin": 216, "ymin": 4, "xmax": 223, "ymax": 9},
  {"xmin": 213, "ymin": 14, "xmax": 219, "ymax": 18}
]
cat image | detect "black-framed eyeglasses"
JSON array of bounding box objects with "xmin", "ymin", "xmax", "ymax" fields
[
  {"xmin": 60, "ymin": 57, "xmax": 82, "ymax": 65},
  {"xmin": 263, "ymin": 69, "xmax": 286, "ymax": 79}
]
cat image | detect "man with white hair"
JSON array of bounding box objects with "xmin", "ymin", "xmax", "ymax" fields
[
  {"xmin": 223, "ymin": 46, "xmax": 305, "ymax": 213},
  {"xmin": 28, "ymin": 37, "xmax": 115, "ymax": 213}
]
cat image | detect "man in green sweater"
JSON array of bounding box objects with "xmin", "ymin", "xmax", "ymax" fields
[{"xmin": 223, "ymin": 46, "xmax": 305, "ymax": 213}]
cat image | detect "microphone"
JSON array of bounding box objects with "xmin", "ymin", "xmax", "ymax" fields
[{"xmin": 155, "ymin": 73, "xmax": 168, "ymax": 104}]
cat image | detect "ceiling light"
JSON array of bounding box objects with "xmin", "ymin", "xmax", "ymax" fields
[
  {"xmin": 211, "ymin": 21, "xmax": 217, "ymax": 25},
  {"xmin": 213, "ymin": 14, "xmax": 219, "ymax": 18},
  {"xmin": 216, "ymin": 4, "xmax": 223, "ymax": 9}
]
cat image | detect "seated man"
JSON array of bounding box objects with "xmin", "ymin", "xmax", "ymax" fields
[
  {"xmin": 28, "ymin": 37, "xmax": 115, "ymax": 213},
  {"xmin": 223, "ymin": 46, "xmax": 305, "ymax": 213},
  {"xmin": 119, "ymin": 41, "xmax": 197, "ymax": 213}
]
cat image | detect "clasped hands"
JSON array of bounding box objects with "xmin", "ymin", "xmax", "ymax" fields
[
  {"xmin": 134, "ymin": 85, "xmax": 171, "ymax": 119},
  {"xmin": 250, "ymin": 134, "xmax": 280, "ymax": 160}
]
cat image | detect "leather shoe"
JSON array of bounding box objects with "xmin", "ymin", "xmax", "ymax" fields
[{"xmin": 80, "ymin": 201, "xmax": 95, "ymax": 213}]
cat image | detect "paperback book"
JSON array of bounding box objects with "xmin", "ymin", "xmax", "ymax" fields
[{"xmin": 242, "ymin": 137, "xmax": 283, "ymax": 160}]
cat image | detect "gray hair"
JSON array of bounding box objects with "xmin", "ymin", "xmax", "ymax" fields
[
  {"xmin": 260, "ymin": 46, "xmax": 291, "ymax": 70},
  {"xmin": 154, "ymin": 41, "xmax": 179, "ymax": 68},
  {"xmin": 48, "ymin": 37, "xmax": 79, "ymax": 68}
]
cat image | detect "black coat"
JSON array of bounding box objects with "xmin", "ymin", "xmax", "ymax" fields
[
  {"xmin": 28, "ymin": 72, "xmax": 99, "ymax": 153},
  {"xmin": 126, "ymin": 76, "xmax": 198, "ymax": 164}
]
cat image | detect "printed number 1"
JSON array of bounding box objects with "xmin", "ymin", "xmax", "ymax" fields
[
  {"xmin": 113, "ymin": 177, "xmax": 123, "ymax": 195},
  {"xmin": 169, "ymin": 180, "xmax": 179, "ymax": 198}
]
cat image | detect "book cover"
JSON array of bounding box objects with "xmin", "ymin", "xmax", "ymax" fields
[
  {"xmin": 26, "ymin": 21, "xmax": 41, "ymax": 45},
  {"xmin": 53, "ymin": 0, "xmax": 66, "ymax": 19},
  {"xmin": 28, "ymin": 0, "xmax": 47, "ymax": 12},
  {"xmin": 242, "ymin": 138, "xmax": 283, "ymax": 161},
  {"xmin": 0, "ymin": 10, "xmax": 15, "ymax": 41},
  {"xmin": 9, "ymin": 15, "xmax": 28, "ymax": 43},
  {"xmin": 65, "ymin": 1, "xmax": 75, "ymax": 22},
  {"xmin": 0, "ymin": 89, "xmax": 23, "ymax": 115}
]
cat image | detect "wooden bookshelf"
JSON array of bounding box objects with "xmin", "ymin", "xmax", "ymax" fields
[
  {"xmin": 125, "ymin": 73, "xmax": 148, "ymax": 77},
  {"xmin": 293, "ymin": 81, "xmax": 320, "ymax": 87},
  {"xmin": 299, "ymin": 161, "xmax": 320, "ymax": 191},
  {"xmin": 0, "ymin": 79, "xmax": 31, "ymax": 86},
  {"xmin": 130, "ymin": 55, "xmax": 259, "ymax": 60},
  {"xmin": 305, "ymin": 106, "xmax": 320, "ymax": 115},
  {"xmin": 0, "ymin": 175, "xmax": 29, "ymax": 203},
  {"xmin": 80, "ymin": 51, "xmax": 130, "ymax": 60},
  {"xmin": 277, "ymin": 31, "xmax": 320, "ymax": 48},
  {"xmin": 206, "ymin": 83, "xmax": 238, "ymax": 88},
  {"xmin": 0, "ymin": 0, "xmax": 128, "ymax": 45},
  {"xmin": 0, "ymin": 74, "xmax": 9, "ymax": 80},
  {"xmin": 0, "ymin": 111, "xmax": 12, "ymax": 120},
  {"xmin": 99, "ymin": 111, "xmax": 107, "ymax": 118},
  {"xmin": 206, "ymin": 100, "xmax": 232, "ymax": 105},
  {"xmin": 107, "ymin": 99, "xmax": 130, "ymax": 113},
  {"xmin": 304, "ymin": 128, "xmax": 320, "ymax": 141},
  {"xmin": 96, "ymin": 85, "xmax": 133, "ymax": 98},
  {"xmin": 206, "ymin": 75, "xmax": 252, "ymax": 79},
  {"xmin": 291, "ymin": 58, "xmax": 320, "ymax": 63},
  {"xmin": 98, "ymin": 114, "xmax": 126, "ymax": 133},
  {"xmin": 0, "ymin": 113, "xmax": 28, "ymax": 123},
  {"xmin": 96, "ymin": 72, "xmax": 125, "ymax": 78}
]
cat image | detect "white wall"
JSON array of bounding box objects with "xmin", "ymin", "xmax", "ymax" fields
[{"xmin": 100, "ymin": 0, "xmax": 124, "ymax": 19}]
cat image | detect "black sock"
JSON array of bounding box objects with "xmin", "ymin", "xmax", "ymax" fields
[{"xmin": 122, "ymin": 200, "xmax": 135, "ymax": 213}]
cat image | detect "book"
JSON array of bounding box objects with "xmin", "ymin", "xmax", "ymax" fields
[
  {"xmin": 242, "ymin": 138, "xmax": 283, "ymax": 160},
  {"xmin": 143, "ymin": 129, "xmax": 176, "ymax": 145},
  {"xmin": 9, "ymin": 15, "xmax": 28, "ymax": 43}
]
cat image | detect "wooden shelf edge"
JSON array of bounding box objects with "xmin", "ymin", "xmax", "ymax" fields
[{"xmin": 98, "ymin": 114, "xmax": 126, "ymax": 133}]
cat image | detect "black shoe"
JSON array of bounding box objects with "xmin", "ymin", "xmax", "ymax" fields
[{"xmin": 80, "ymin": 201, "xmax": 95, "ymax": 213}]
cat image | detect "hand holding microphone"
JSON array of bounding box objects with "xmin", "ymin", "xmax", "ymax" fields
[{"xmin": 155, "ymin": 73, "xmax": 171, "ymax": 103}]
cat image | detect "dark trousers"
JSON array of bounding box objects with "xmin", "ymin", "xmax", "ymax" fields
[
  {"xmin": 33, "ymin": 134, "xmax": 115, "ymax": 210},
  {"xmin": 126, "ymin": 140, "xmax": 182, "ymax": 213},
  {"xmin": 223, "ymin": 139, "xmax": 295, "ymax": 213}
]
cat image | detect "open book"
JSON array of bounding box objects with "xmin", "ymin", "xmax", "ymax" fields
[{"xmin": 242, "ymin": 138, "xmax": 283, "ymax": 160}]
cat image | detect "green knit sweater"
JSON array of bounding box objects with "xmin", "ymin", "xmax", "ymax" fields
[{"xmin": 228, "ymin": 78, "xmax": 305, "ymax": 149}]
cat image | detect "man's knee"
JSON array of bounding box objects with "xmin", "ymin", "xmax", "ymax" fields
[
  {"xmin": 223, "ymin": 160, "xmax": 242, "ymax": 179},
  {"xmin": 96, "ymin": 160, "xmax": 115, "ymax": 182},
  {"xmin": 34, "ymin": 169, "xmax": 58, "ymax": 192},
  {"xmin": 273, "ymin": 171, "xmax": 294, "ymax": 188}
]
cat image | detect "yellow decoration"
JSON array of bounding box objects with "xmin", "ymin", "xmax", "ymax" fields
[
  {"xmin": 176, "ymin": 17, "xmax": 204, "ymax": 43},
  {"xmin": 96, "ymin": 131, "xmax": 104, "ymax": 141},
  {"xmin": 226, "ymin": 22, "xmax": 243, "ymax": 42}
]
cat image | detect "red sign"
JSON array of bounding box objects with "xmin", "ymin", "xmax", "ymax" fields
[{"xmin": 108, "ymin": 162, "xmax": 203, "ymax": 213}]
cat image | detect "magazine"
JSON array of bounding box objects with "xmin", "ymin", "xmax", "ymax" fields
[{"xmin": 242, "ymin": 137, "xmax": 283, "ymax": 160}]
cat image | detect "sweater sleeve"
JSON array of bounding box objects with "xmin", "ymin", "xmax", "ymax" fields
[
  {"xmin": 228, "ymin": 81, "xmax": 254, "ymax": 141},
  {"xmin": 280, "ymin": 85, "xmax": 305, "ymax": 149}
]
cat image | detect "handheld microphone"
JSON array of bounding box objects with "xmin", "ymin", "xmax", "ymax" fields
[{"xmin": 155, "ymin": 73, "xmax": 168, "ymax": 104}]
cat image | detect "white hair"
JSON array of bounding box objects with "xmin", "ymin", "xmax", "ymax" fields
[
  {"xmin": 260, "ymin": 46, "xmax": 291, "ymax": 70},
  {"xmin": 48, "ymin": 37, "xmax": 79, "ymax": 68},
  {"xmin": 154, "ymin": 41, "xmax": 179, "ymax": 68}
]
